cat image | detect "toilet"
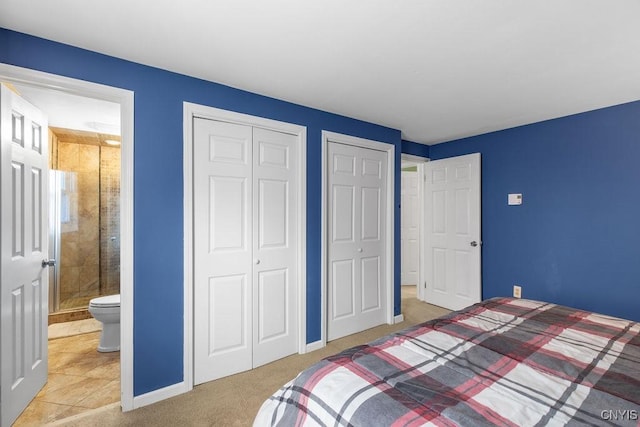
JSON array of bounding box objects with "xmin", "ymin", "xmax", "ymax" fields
[{"xmin": 88, "ymin": 294, "xmax": 120, "ymax": 352}]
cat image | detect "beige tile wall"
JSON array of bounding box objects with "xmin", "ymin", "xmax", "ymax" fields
[
  {"xmin": 99, "ymin": 145, "xmax": 121, "ymax": 295},
  {"xmin": 58, "ymin": 142, "xmax": 101, "ymax": 304},
  {"xmin": 50, "ymin": 133, "xmax": 121, "ymax": 310}
]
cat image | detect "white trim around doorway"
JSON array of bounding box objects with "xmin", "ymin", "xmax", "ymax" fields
[
  {"xmin": 319, "ymin": 131, "xmax": 395, "ymax": 349},
  {"xmin": 182, "ymin": 102, "xmax": 307, "ymax": 391},
  {"xmin": 0, "ymin": 63, "xmax": 135, "ymax": 411}
]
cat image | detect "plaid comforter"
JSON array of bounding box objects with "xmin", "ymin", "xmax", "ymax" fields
[{"xmin": 254, "ymin": 298, "xmax": 640, "ymax": 426}]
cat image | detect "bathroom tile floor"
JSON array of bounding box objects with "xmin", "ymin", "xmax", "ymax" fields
[
  {"xmin": 59, "ymin": 296, "xmax": 95, "ymax": 311},
  {"xmin": 48, "ymin": 318, "xmax": 101, "ymax": 339},
  {"xmin": 14, "ymin": 325, "xmax": 120, "ymax": 426}
]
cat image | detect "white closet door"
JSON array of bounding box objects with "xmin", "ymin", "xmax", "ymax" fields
[
  {"xmin": 193, "ymin": 119, "xmax": 253, "ymax": 384},
  {"xmin": 252, "ymin": 127, "xmax": 297, "ymax": 367},
  {"xmin": 193, "ymin": 119, "xmax": 299, "ymax": 384},
  {"xmin": 327, "ymin": 142, "xmax": 386, "ymax": 341}
]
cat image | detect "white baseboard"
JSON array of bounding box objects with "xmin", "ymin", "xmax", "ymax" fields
[
  {"xmin": 132, "ymin": 381, "xmax": 190, "ymax": 410},
  {"xmin": 394, "ymin": 314, "xmax": 404, "ymax": 324},
  {"xmin": 305, "ymin": 340, "xmax": 325, "ymax": 353}
]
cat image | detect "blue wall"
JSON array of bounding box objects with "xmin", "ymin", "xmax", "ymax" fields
[
  {"xmin": 401, "ymin": 140, "xmax": 430, "ymax": 158},
  {"xmin": 430, "ymin": 101, "xmax": 640, "ymax": 322},
  {"xmin": 0, "ymin": 29, "xmax": 402, "ymax": 395}
]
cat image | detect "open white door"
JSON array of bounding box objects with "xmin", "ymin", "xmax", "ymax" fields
[
  {"xmin": 0, "ymin": 84, "xmax": 49, "ymax": 427},
  {"xmin": 423, "ymin": 153, "xmax": 481, "ymax": 310},
  {"xmin": 401, "ymin": 165, "xmax": 420, "ymax": 286}
]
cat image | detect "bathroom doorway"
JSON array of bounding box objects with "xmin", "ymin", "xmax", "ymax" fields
[
  {"xmin": 0, "ymin": 64, "xmax": 134, "ymax": 424},
  {"xmin": 9, "ymin": 83, "xmax": 122, "ymax": 425},
  {"xmin": 7, "ymin": 83, "xmax": 122, "ymax": 321}
]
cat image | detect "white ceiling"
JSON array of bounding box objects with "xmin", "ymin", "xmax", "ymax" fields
[
  {"xmin": 11, "ymin": 83, "xmax": 121, "ymax": 135},
  {"xmin": 2, "ymin": 0, "xmax": 639, "ymax": 145}
]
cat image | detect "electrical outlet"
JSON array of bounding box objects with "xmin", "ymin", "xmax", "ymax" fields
[{"xmin": 513, "ymin": 285, "xmax": 522, "ymax": 298}]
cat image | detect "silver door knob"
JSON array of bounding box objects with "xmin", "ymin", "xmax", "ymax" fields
[
  {"xmin": 357, "ymin": 248, "xmax": 363, "ymax": 252},
  {"xmin": 254, "ymin": 259, "xmax": 260, "ymax": 265},
  {"xmin": 470, "ymin": 241, "xmax": 478, "ymax": 247},
  {"xmin": 42, "ymin": 259, "xmax": 56, "ymax": 268}
]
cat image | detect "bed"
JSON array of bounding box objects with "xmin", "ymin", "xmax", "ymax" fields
[{"xmin": 254, "ymin": 297, "xmax": 640, "ymax": 426}]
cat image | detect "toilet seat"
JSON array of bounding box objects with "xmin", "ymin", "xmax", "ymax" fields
[{"xmin": 90, "ymin": 294, "xmax": 120, "ymax": 308}]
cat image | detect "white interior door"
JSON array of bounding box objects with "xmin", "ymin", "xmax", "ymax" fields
[
  {"xmin": 252, "ymin": 127, "xmax": 297, "ymax": 368},
  {"xmin": 327, "ymin": 142, "xmax": 386, "ymax": 341},
  {"xmin": 401, "ymin": 166, "xmax": 420, "ymax": 286},
  {"xmin": 193, "ymin": 118, "xmax": 298, "ymax": 384},
  {"xmin": 0, "ymin": 84, "xmax": 49, "ymax": 427},
  {"xmin": 193, "ymin": 119, "xmax": 253, "ymax": 384},
  {"xmin": 424, "ymin": 153, "xmax": 481, "ymax": 310}
]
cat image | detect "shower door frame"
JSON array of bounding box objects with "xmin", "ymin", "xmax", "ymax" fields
[
  {"xmin": 0, "ymin": 63, "xmax": 135, "ymax": 411},
  {"xmin": 48, "ymin": 170, "xmax": 63, "ymax": 313}
]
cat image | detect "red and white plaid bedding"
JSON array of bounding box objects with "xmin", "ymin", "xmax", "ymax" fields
[{"xmin": 254, "ymin": 297, "xmax": 640, "ymax": 426}]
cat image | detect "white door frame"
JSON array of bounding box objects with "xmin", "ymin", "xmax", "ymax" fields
[
  {"xmin": 319, "ymin": 131, "xmax": 395, "ymax": 349},
  {"xmin": 401, "ymin": 153, "xmax": 428, "ymax": 301},
  {"xmin": 0, "ymin": 63, "xmax": 135, "ymax": 411},
  {"xmin": 183, "ymin": 103, "xmax": 307, "ymax": 390}
]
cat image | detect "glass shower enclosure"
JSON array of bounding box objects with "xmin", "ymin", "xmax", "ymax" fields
[{"xmin": 48, "ymin": 166, "xmax": 120, "ymax": 317}]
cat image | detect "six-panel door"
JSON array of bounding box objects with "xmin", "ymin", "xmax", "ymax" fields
[
  {"xmin": 0, "ymin": 84, "xmax": 49, "ymax": 427},
  {"xmin": 424, "ymin": 153, "xmax": 481, "ymax": 310},
  {"xmin": 327, "ymin": 142, "xmax": 387, "ymax": 341},
  {"xmin": 193, "ymin": 118, "xmax": 297, "ymax": 384},
  {"xmin": 401, "ymin": 168, "xmax": 420, "ymax": 286}
]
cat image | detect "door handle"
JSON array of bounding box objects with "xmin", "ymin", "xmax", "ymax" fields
[
  {"xmin": 254, "ymin": 258, "xmax": 260, "ymax": 265},
  {"xmin": 470, "ymin": 241, "xmax": 478, "ymax": 247},
  {"xmin": 42, "ymin": 259, "xmax": 56, "ymax": 268},
  {"xmin": 357, "ymin": 248, "xmax": 363, "ymax": 253}
]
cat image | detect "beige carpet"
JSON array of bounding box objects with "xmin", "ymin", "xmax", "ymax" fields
[{"xmin": 49, "ymin": 286, "xmax": 449, "ymax": 427}]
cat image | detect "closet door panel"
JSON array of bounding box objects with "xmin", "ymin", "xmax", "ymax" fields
[
  {"xmin": 252, "ymin": 128, "xmax": 297, "ymax": 368},
  {"xmin": 194, "ymin": 119, "xmax": 299, "ymax": 382},
  {"xmin": 327, "ymin": 142, "xmax": 386, "ymax": 340},
  {"xmin": 258, "ymin": 179, "xmax": 287, "ymax": 249},
  {"xmin": 194, "ymin": 119, "xmax": 252, "ymax": 384}
]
